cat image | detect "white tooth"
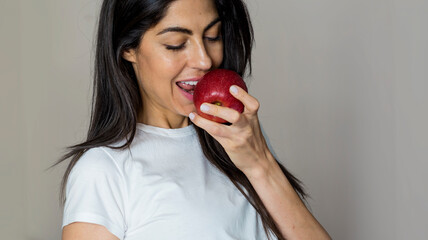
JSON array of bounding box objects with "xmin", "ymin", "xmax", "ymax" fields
[{"xmin": 182, "ymin": 81, "xmax": 197, "ymax": 85}]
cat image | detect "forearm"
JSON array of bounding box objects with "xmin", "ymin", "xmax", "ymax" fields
[{"xmin": 244, "ymin": 152, "xmax": 331, "ymax": 240}]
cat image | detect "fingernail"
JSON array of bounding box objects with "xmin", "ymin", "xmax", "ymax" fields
[
  {"xmin": 230, "ymin": 85, "xmax": 238, "ymax": 94},
  {"xmin": 200, "ymin": 104, "xmax": 210, "ymax": 112},
  {"xmin": 189, "ymin": 112, "xmax": 195, "ymax": 120}
]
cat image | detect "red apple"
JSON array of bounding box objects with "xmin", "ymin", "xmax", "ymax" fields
[{"xmin": 193, "ymin": 69, "xmax": 248, "ymax": 124}]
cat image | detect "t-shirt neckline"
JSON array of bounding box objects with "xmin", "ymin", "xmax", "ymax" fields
[{"xmin": 136, "ymin": 122, "xmax": 196, "ymax": 137}]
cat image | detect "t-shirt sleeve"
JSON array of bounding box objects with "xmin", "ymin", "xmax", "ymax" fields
[{"xmin": 62, "ymin": 147, "xmax": 127, "ymax": 240}]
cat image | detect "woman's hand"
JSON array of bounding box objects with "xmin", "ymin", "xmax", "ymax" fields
[
  {"xmin": 189, "ymin": 85, "xmax": 274, "ymax": 176},
  {"xmin": 190, "ymin": 86, "xmax": 332, "ymax": 239}
]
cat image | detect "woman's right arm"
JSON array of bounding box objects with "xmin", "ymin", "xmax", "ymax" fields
[
  {"xmin": 62, "ymin": 222, "xmax": 120, "ymax": 240},
  {"xmin": 62, "ymin": 148, "xmax": 127, "ymax": 240}
]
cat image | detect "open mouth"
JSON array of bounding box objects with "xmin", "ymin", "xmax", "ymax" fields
[{"xmin": 176, "ymin": 81, "xmax": 197, "ymax": 95}]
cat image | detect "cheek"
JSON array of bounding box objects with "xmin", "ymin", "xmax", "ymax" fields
[
  {"xmin": 209, "ymin": 44, "xmax": 224, "ymax": 68},
  {"xmin": 140, "ymin": 51, "xmax": 184, "ymax": 80}
]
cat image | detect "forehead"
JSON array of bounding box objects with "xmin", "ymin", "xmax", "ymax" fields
[{"xmin": 154, "ymin": 0, "xmax": 219, "ymax": 31}]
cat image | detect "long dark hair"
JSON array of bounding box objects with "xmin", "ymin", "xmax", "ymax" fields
[{"xmin": 50, "ymin": 0, "xmax": 307, "ymax": 239}]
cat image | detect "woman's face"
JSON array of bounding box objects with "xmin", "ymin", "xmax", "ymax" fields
[{"xmin": 123, "ymin": 0, "xmax": 223, "ymax": 127}]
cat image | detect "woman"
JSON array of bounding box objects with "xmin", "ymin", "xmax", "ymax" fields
[{"xmin": 55, "ymin": 0, "xmax": 330, "ymax": 239}]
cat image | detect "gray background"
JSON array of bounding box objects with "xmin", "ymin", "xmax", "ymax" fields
[{"xmin": 1, "ymin": 0, "xmax": 427, "ymax": 239}]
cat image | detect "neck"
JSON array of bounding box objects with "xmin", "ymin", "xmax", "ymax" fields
[{"xmin": 138, "ymin": 109, "xmax": 190, "ymax": 129}]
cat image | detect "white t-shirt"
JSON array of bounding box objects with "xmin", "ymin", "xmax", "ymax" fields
[{"xmin": 62, "ymin": 123, "xmax": 276, "ymax": 240}]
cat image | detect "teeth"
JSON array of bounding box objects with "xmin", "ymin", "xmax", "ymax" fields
[{"xmin": 180, "ymin": 81, "xmax": 198, "ymax": 86}]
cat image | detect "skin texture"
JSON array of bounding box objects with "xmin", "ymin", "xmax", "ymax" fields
[
  {"xmin": 62, "ymin": 222, "xmax": 119, "ymax": 240},
  {"xmin": 123, "ymin": 0, "xmax": 223, "ymax": 129}
]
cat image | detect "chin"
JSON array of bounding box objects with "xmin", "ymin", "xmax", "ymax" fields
[{"xmin": 179, "ymin": 107, "xmax": 194, "ymax": 117}]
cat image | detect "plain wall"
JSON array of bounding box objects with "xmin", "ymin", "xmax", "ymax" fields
[{"xmin": 1, "ymin": 0, "xmax": 427, "ymax": 239}]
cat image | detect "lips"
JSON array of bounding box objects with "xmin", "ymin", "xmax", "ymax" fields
[
  {"xmin": 176, "ymin": 82, "xmax": 196, "ymax": 93},
  {"xmin": 175, "ymin": 77, "xmax": 202, "ymax": 95}
]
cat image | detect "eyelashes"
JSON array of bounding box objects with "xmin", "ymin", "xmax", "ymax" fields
[
  {"xmin": 165, "ymin": 43, "xmax": 186, "ymax": 51},
  {"xmin": 205, "ymin": 35, "xmax": 222, "ymax": 42},
  {"xmin": 165, "ymin": 35, "xmax": 222, "ymax": 51}
]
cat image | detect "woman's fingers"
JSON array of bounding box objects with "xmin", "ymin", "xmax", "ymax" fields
[
  {"xmin": 189, "ymin": 85, "xmax": 262, "ymax": 138},
  {"xmin": 189, "ymin": 112, "xmax": 228, "ymax": 137},
  {"xmin": 199, "ymin": 103, "xmax": 242, "ymax": 124},
  {"xmin": 229, "ymin": 85, "xmax": 260, "ymax": 114}
]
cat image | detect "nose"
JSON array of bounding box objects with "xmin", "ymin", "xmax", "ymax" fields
[{"xmin": 188, "ymin": 40, "xmax": 213, "ymax": 71}]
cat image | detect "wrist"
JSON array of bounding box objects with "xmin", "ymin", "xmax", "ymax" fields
[{"xmin": 243, "ymin": 150, "xmax": 278, "ymax": 180}]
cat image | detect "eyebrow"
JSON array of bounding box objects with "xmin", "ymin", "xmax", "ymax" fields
[{"xmin": 156, "ymin": 17, "xmax": 221, "ymax": 36}]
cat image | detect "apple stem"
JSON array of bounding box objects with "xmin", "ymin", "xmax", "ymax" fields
[{"xmin": 213, "ymin": 101, "xmax": 222, "ymax": 106}]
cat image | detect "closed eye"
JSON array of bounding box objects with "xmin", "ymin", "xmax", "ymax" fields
[
  {"xmin": 165, "ymin": 43, "xmax": 186, "ymax": 51},
  {"xmin": 205, "ymin": 35, "xmax": 222, "ymax": 42}
]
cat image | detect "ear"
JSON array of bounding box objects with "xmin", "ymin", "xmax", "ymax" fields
[{"xmin": 122, "ymin": 48, "xmax": 137, "ymax": 63}]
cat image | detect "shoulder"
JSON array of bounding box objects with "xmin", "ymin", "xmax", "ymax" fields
[
  {"xmin": 70, "ymin": 147, "xmax": 127, "ymax": 180},
  {"xmin": 75, "ymin": 147, "xmax": 116, "ymax": 169},
  {"xmin": 64, "ymin": 147, "xmax": 129, "ymax": 209}
]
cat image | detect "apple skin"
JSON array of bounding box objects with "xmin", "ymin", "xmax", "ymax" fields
[{"xmin": 193, "ymin": 69, "xmax": 248, "ymax": 124}]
